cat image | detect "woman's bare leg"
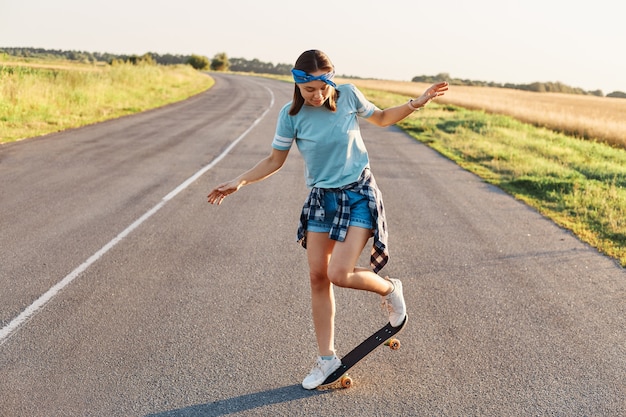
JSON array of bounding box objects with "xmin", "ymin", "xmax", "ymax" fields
[
  {"xmin": 305, "ymin": 227, "xmax": 399, "ymax": 356},
  {"xmin": 327, "ymin": 226, "xmax": 394, "ymax": 295},
  {"xmin": 327, "ymin": 226, "xmax": 405, "ymax": 326},
  {"xmin": 306, "ymin": 231, "xmax": 336, "ymax": 356}
]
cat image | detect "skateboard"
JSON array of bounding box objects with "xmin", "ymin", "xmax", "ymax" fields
[{"xmin": 318, "ymin": 314, "xmax": 408, "ymax": 389}]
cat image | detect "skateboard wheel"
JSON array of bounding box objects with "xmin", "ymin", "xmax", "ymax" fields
[
  {"xmin": 387, "ymin": 338, "xmax": 401, "ymax": 350},
  {"xmin": 340, "ymin": 375, "xmax": 353, "ymax": 388}
]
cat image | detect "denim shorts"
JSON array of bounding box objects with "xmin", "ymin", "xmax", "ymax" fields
[{"xmin": 307, "ymin": 190, "xmax": 374, "ymax": 232}]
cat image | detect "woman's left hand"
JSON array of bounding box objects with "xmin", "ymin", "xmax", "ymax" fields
[{"xmin": 413, "ymin": 82, "xmax": 449, "ymax": 108}]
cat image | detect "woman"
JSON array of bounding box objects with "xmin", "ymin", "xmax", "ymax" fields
[{"xmin": 208, "ymin": 50, "xmax": 448, "ymax": 389}]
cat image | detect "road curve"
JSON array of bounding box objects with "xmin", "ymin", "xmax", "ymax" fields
[{"xmin": 0, "ymin": 73, "xmax": 624, "ymax": 416}]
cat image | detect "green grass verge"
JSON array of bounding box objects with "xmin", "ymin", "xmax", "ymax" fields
[
  {"xmin": 363, "ymin": 88, "xmax": 626, "ymax": 267},
  {"xmin": 0, "ymin": 62, "xmax": 213, "ymax": 143}
]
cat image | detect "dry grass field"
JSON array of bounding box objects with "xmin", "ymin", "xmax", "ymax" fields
[{"xmin": 339, "ymin": 78, "xmax": 626, "ymax": 149}]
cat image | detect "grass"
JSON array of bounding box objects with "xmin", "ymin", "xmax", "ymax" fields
[
  {"xmin": 0, "ymin": 58, "xmax": 213, "ymax": 143},
  {"xmin": 361, "ymin": 87, "xmax": 626, "ymax": 266}
]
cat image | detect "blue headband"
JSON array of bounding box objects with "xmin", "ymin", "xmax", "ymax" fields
[{"xmin": 291, "ymin": 68, "xmax": 337, "ymax": 87}]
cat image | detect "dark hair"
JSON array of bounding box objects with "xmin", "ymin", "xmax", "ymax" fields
[{"xmin": 289, "ymin": 50, "xmax": 339, "ymax": 116}]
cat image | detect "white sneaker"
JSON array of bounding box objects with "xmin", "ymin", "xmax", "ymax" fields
[
  {"xmin": 302, "ymin": 355, "xmax": 342, "ymax": 390},
  {"xmin": 382, "ymin": 277, "xmax": 406, "ymax": 327}
]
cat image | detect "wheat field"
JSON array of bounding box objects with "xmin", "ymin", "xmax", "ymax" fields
[{"xmin": 340, "ymin": 78, "xmax": 626, "ymax": 149}]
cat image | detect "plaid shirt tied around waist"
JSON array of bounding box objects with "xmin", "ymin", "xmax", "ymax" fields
[{"xmin": 297, "ymin": 169, "xmax": 389, "ymax": 273}]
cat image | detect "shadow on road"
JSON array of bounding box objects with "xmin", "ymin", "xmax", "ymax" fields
[{"xmin": 145, "ymin": 384, "xmax": 328, "ymax": 416}]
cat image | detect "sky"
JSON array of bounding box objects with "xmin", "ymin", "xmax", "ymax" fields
[{"xmin": 1, "ymin": 0, "xmax": 625, "ymax": 94}]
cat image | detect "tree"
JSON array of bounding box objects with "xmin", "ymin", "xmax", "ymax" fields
[
  {"xmin": 187, "ymin": 54, "xmax": 209, "ymax": 70},
  {"xmin": 210, "ymin": 52, "xmax": 230, "ymax": 71},
  {"xmin": 607, "ymin": 91, "xmax": 626, "ymax": 99},
  {"xmin": 126, "ymin": 53, "xmax": 155, "ymax": 65}
]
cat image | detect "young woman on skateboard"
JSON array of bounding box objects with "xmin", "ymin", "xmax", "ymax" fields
[{"xmin": 208, "ymin": 49, "xmax": 448, "ymax": 389}]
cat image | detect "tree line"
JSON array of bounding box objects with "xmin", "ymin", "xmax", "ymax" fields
[
  {"xmin": 0, "ymin": 47, "xmax": 192, "ymax": 66},
  {"xmin": 2, "ymin": 48, "xmax": 624, "ymax": 98}
]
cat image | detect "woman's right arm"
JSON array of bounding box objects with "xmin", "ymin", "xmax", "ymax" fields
[{"xmin": 207, "ymin": 148, "xmax": 290, "ymax": 205}]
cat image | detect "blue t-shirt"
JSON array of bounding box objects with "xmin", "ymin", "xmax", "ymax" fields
[{"xmin": 272, "ymin": 84, "xmax": 377, "ymax": 188}]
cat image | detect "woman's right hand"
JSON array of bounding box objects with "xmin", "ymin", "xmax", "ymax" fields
[
  {"xmin": 207, "ymin": 148, "xmax": 290, "ymax": 205},
  {"xmin": 207, "ymin": 179, "xmax": 242, "ymax": 205}
]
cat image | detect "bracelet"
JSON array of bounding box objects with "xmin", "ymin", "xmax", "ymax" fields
[{"xmin": 407, "ymin": 99, "xmax": 422, "ymax": 111}]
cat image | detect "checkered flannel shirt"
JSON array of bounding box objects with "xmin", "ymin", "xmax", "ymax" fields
[{"xmin": 297, "ymin": 169, "xmax": 389, "ymax": 273}]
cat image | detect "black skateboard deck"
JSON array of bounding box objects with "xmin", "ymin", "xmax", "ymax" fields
[{"xmin": 318, "ymin": 314, "xmax": 408, "ymax": 389}]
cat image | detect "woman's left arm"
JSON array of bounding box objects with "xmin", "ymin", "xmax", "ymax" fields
[{"xmin": 366, "ymin": 81, "xmax": 449, "ymax": 127}]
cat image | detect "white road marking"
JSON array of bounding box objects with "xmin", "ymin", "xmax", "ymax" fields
[{"xmin": 0, "ymin": 87, "xmax": 275, "ymax": 346}]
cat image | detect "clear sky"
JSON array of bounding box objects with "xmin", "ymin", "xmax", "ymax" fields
[{"xmin": 1, "ymin": 0, "xmax": 624, "ymax": 94}]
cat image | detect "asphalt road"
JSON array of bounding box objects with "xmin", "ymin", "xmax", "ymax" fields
[{"xmin": 1, "ymin": 73, "xmax": 624, "ymax": 417}]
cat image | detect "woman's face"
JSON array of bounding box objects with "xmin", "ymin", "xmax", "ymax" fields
[{"xmin": 297, "ymin": 70, "xmax": 333, "ymax": 107}]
